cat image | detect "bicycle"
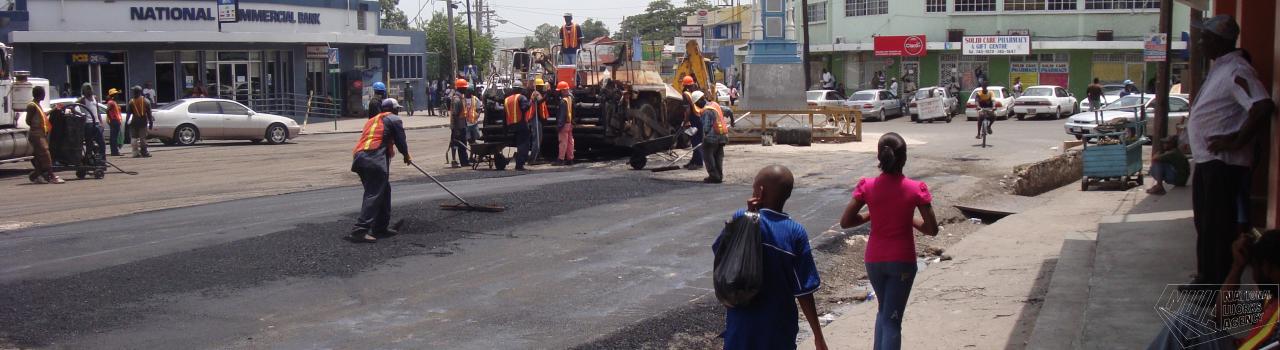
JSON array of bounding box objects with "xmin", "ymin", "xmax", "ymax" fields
[{"xmin": 977, "ymin": 107, "xmax": 994, "ymax": 148}]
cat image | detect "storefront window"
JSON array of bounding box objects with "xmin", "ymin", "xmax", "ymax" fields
[
  {"xmin": 1010, "ymin": 53, "xmax": 1070, "ymax": 88},
  {"xmin": 1090, "ymin": 53, "xmax": 1145, "ymax": 85},
  {"xmin": 66, "ymin": 52, "xmax": 128, "ymax": 101},
  {"xmin": 940, "ymin": 54, "xmax": 988, "ymax": 92},
  {"xmin": 155, "ymin": 51, "xmax": 176, "ymax": 103}
]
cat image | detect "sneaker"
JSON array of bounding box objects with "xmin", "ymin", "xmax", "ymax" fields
[
  {"xmin": 348, "ymin": 228, "xmax": 376, "ymax": 243},
  {"xmin": 30, "ymin": 173, "xmax": 47, "ymax": 184},
  {"xmin": 48, "ymin": 176, "xmax": 65, "ymax": 184},
  {"xmin": 565, "ymin": 160, "xmax": 574, "ymax": 166},
  {"xmin": 975, "ymin": 135, "xmax": 981, "ymax": 139},
  {"xmin": 110, "ymin": 153, "xmax": 121, "ymax": 156},
  {"xmin": 450, "ymin": 162, "xmax": 461, "ymax": 168}
]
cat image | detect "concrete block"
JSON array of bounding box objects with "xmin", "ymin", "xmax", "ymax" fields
[{"xmin": 741, "ymin": 63, "xmax": 806, "ymax": 111}]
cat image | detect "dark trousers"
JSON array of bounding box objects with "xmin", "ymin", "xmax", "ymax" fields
[
  {"xmin": 514, "ymin": 124, "xmax": 531, "ymax": 169},
  {"xmin": 687, "ymin": 126, "xmax": 703, "ymax": 167},
  {"xmin": 703, "ymin": 141, "xmax": 725, "ymax": 182},
  {"xmin": 354, "ymin": 163, "xmax": 392, "ymax": 233},
  {"xmin": 107, "ymin": 121, "xmax": 121, "ymax": 155},
  {"xmin": 530, "ymin": 118, "xmax": 543, "ymax": 162},
  {"xmin": 450, "ymin": 127, "xmax": 470, "ymax": 166},
  {"xmin": 1191, "ymin": 160, "xmax": 1248, "ymax": 284},
  {"xmin": 84, "ymin": 124, "xmax": 106, "ymax": 159}
]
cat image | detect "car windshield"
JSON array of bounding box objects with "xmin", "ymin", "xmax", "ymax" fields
[
  {"xmin": 1022, "ymin": 87, "xmax": 1054, "ymax": 97},
  {"xmin": 155, "ymin": 100, "xmax": 186, "ymax": 110},
  {"xmin": 806, "ymin": 91, "xmax": 826, "ymax": 100},
  {"xmin": 1106, "ymin": 96, "xmax": 1150, "ymax": 109},
  {"xmin": 850, "ymin": 92, "xmax": 876, "ymax": 101},
  {"xmin": 1102, "ymin": 85, "xmax": 1125, "ymax": 95}
]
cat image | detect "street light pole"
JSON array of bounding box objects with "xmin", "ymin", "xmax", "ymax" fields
[
  {"xmin": 466, "ymin": 0, "xmax": 476, "ymax": 71},
  {"xmin": 446, "ymin": 0, "xmax": 459, "ymax": 78}
]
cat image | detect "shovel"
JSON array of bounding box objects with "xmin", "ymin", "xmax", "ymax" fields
[{"xmin": 408, "ymin": 161, "xmax": 506, "ymax": 213}]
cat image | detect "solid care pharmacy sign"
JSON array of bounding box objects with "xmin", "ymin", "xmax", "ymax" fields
[{"xmin": 962, "ymin": 36, "xmax": 1031, "ymax": 56}]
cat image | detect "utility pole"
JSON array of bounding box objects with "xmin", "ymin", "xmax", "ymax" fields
[
  {"xmin": 1153, "ymin": 0, "xmax": 1172, "ymax": 155},
  {"xmin": 466, "ymin": 0, "xmax": 476, "ymax": 70},
  {"xmin": 446, "ymin": 0, "xmax": 459, "ymax": 78},
  {"xmin": 800, "ymin": 0, "xmax": 812, "ymax": 90}
]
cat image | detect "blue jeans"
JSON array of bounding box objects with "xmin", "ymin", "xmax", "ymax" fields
[
  {"xmin": 561, "ymin": 51, "xmax": 577, "ymax": 65},
  {"xmin": 866, "ymin": 261, "xmax": 918, "ymax": 350},
  {"xmin": 1150, "ymin": 162, "xmax": 1176, "ymax": 185}
]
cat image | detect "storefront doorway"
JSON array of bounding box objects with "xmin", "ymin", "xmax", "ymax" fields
[{"xmin": 66, "ymin": 52, "xmax": 127, "ymax": 100}]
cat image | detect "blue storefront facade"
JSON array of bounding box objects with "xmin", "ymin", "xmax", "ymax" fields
[{"xmin": 0, "ymin": 0, "xmax": 427, "ymax": 119}]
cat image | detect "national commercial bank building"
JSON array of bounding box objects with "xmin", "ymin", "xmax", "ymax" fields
[{"xmin": 0, "ymin": 0, "xmax": 429, "ymax": 118}]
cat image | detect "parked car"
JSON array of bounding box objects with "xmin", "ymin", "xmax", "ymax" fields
[
  {"xmin": 806, "ymin": 90, "xmax": 846, "ymax": 108},
  {"xmin": 843, "ymin": 89, "xmax": 902, "ymax": 121},
  {"xmin": 1063, "ymin": 94, "xmax": 1191, "ymax": 139},
  {"xmin": 964, "ymin": 86, "xmax": 1015, "ymax": 120},
  {"xmin": 1012, "ymin": 85, "xmax": 1078, "ymax": 120},
  {"xmin": 715, "ymin": 83, "xmax": 731, "ymax": 104},
  {"xmin": 907, "ymin": 86, "xmax": 957, "ymax": 122},
  {"xmin": 1078, "ymin": 84, "xmax": 1127, "ymax": 112},
  {"xmin": 150, "ymin": 98, "xmax": 301, "ymax": 146}
]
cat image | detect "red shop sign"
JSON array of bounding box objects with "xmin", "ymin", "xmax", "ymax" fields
[{"xmin": 874, "ymin": 35, "xmax": 927, "ymax": 57}]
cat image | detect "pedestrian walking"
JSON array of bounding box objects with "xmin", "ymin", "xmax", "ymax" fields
[
  {"xmin": 503, "ymin": 84, "xmax": 532, "ymax": 170},
  {"xmin": 368, "ymin": 82, "xmax": 387, "ymax": 119},
  {"xmin": 450, "ymin": 78, "xmax": 479, "ymax": 168},
  {"xmin": 403, "ymin": 81, "xmax": 415, "ymax": 116},
  {"xmin": 694, "ymin": 91, "xmax": 728, "ymax": 184},
  {"xmin": 105, "ymin": 88, "xmax": 123, "ymax": 156},
  {"xmin": 1187, "ymin": 15, "xmax": 1276, "ymax": 284},
  {"xmin": 715, "ymin": 165, "xmax": 828, "ymax": 350},
  {"xmin": 680, "ymin": 76, "xmax": 703, "ymax": 171},
  {"xmin": 25, "ymin": 86, "xmax": 63, "ymax": 184},
  {"xmin": 555, "ymin": 81, "xmax": 575, "ymax": 166},
  {"xmin": 1086, "ymin": 78, "xmax": 1104, "ymax": 122},
  {"xmin": 125, "ymin": 86, "xmax": 153, "ymax": 158},
  {"xmin": 348, "ymin": 98, "xmax": 412, "ymax": 243},
  {"xmin": 839, "ymin": 133, "xmax": 939, "ymax": 350},
  {"xmin": 76, "ymin": 83, "xmax": 107, "ymax": 160},
  {"xmin": 1012, "ymin": 77, "xmax": 1024, "ymax": 97},
  {"xmin": 888, "ymin": 78, "xmax": 899, "ymax": 99}
]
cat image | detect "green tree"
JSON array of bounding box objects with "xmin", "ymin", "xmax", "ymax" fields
[
  {"xmin": 522, "ymin": 23, "xmax": 560, "ymax": 50},
  {"xmin": 580, "ymin": 19, "xmax": 610, "ymax": 41},
  {"xmin": 379, "ymin": 0, "xmax": 409, "ymax": 30},
  {"xmin": 421, "ymin": 12, "xmax": 496, "ymax": 79},
  {"xmin": 616, "ymin": 0, "xmax": 710, "ymax": 42}
]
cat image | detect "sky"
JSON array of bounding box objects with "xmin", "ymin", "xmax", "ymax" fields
[{"xmin": 396, "ymin": 0, "xmax": 702, "ymax": 40}]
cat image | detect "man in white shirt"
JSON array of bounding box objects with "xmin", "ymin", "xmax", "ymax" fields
[
  {"xmin": 1186, "ymin": 15, "xmax": 1276, "ymax": 285},
  {"xmin": 820, "ymin": 69, "xmax": 835, "ymax": 90}
]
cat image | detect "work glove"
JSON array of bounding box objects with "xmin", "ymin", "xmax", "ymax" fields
[{"xmin": 403, "ymin": 154, "xmax": 413, "ymax": 165}]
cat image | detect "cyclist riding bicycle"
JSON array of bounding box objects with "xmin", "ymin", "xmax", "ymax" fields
[{"xmin": 975, "ymin": 83, "xmax": 996, "ymax": 139}]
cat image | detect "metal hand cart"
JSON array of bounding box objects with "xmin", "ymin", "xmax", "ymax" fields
[{"xmin": 1081, "ymin": 120, "xmax": 1145, "ymax": 191}]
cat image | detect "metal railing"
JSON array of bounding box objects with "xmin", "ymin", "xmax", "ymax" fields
[{"xmin": 209, "ymin": 92, "xmax": 345, "ymax": 121}]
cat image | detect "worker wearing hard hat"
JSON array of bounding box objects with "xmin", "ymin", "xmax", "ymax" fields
[
  {"xmin": 450, "ymin": 78, "xmax": 479, "ymax": 168},
  {"xmin": 559, "ymin": 13, "xmax": 584, "ymax": 65},
  {"xmin": 680, "ymin": 75, "xmax": 703, "ymax": 170},
  {"xmin": 554, "ymin": 81, "xmax": 575, "ymax": 166},
  {"xmin": 528, "ymin": 78, "xmax": 551, "ymax": 164},
  {"xmin": 503, "ymin": 83, "xmax": 533, "ymax": 170},
  {"xmin": 695, "ymin": 91, "xmax": 730, "ymax": 183},
  {"xmin": 349, "ymin": 98, "xmax": 412, "ymax": 243},
  {"xmin": 368, "ymin": 82, "xmax": 388, "ymax": 119}
]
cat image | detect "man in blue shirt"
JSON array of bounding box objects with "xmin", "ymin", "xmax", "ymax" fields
[{"xmin": 714, "ymin": 165, "xmax": 829, "ymax": 350}]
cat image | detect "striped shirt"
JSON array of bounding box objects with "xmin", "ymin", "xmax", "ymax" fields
[{"xmin": 1187, "ymin": 50, "xmax": 1270, "ymax": 166}]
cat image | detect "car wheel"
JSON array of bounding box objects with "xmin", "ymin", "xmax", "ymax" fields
[
  {"xmin": 265, "ymin": 124, "xmax": 288, "ymax": 145},
  {"xmin": 878, "ymin": 110, "xmax": 885, "ymax": 121},
  {"xmin": 174, "ymin": 124, "xmax": 200, "ymax": 146}
]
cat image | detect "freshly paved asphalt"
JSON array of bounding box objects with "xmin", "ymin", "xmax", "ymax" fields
[{"xmin": 0, "ymin": 168, "xmax": 849, "ymax": 349}]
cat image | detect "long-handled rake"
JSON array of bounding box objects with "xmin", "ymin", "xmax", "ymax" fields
[{"xmin": 408, "ymin": 161, "xmax": 506, "ymax": 213}]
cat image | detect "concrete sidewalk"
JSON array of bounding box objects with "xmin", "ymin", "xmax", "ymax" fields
[
  {"xmin": 798, "ymin": 184, "xmax": 1145, "ymax": 350},
  {"xmin": 298, "ymin": 113, "xmax": 451, "ymax": 135}
]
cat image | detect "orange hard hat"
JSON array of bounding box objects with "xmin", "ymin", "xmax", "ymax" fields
[
  {"xmin": 681, "ymin": 76, "xmax": 695, "ymax": 86},
  {"xmin": 455, "ymin": 78, "xmax": 469, "ymax": 89},
  {"xmin": 557, "ymin": 81, "xmax": 570, "ymax": 91}
]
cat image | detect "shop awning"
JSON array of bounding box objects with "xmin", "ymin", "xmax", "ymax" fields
[{"xmin": 10, "ymin": 31, "xmax": 411, "ymax": 45}]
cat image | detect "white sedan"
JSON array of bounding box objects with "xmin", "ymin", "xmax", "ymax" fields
[
  {"xmin": 1078, "ymin": 84, "xmax": 1127, "ymax": 112},
  {"xmin": 150, "ymin": 98, "xmax": 301, "ymax": 146},
  {"xmin": 806, "ymin": 90, "xmax": 846, "ymax": 108},
  {"xmin": 964, "ymin": 86, "xmax": 1015, "ymax": 120},
  {"xmin": 1063, "ymin": 94, "xmax": 1191, "ymax": 139},
  {"xmin": 1012, "ymin": 85, "xmax": 1078, "ymax": 120}
]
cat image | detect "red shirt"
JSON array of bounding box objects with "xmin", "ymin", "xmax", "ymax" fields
[{"xmin": 853, "ymin": 174, "xmax": 932, "ymax": 263}]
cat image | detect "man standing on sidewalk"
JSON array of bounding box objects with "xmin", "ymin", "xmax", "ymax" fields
[
  {"xmin": 349, "ymin": 99, "xmax": 411, "ymax": 243},
  {"xmin": 1186, "ymin": 15, "xmax": 1276, "ymax": 285},
  {"xmin": 125, "ymin": 86, "xmax": 153, "ymax": 158}
]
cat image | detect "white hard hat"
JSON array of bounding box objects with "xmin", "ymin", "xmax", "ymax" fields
[{"xmin": 690, "ymin": 91, "xmax": 706, "ymax": 102}]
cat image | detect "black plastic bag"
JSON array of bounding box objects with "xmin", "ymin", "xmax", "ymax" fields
[{"xmin": 714, "ymin": 212, "xmax": 764, "ymax": 308}]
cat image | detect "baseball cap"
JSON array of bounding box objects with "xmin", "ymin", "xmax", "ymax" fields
[
  {"xmin": 381, "ymin": 98, "xmax": 402, "ymax": 111},
  {"xmin": 1192, "ymin": 15, "xmax": 1239, "ymax": 42}
]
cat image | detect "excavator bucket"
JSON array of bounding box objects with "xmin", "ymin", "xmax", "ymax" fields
[{"xmin": 671, "ymin": 40, "xmax": 709, "ymax": 91}]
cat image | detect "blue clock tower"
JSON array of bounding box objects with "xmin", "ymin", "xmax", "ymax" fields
[{"xmin": 742, "ymin": 0, "xmax": 804, "ymax": 109}]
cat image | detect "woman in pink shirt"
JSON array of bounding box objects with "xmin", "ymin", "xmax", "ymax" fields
[{"xmin": 840, "ymin": 132, "xmax": 939, "ymax": 350}]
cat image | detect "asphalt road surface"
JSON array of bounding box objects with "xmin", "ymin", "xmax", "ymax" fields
[{"xmin": 0, "ymin": 113, "xmax": 1072, "ymax": 349}]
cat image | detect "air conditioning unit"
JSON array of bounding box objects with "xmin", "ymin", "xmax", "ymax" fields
[{"xmin": 1096, "ymin": 30, "xmax": 1114, "ymax": 41}]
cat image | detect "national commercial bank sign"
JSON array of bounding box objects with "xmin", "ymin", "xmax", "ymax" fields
[{"xmin": 129, "ymin": 6, "xmax": 321, "ymax": 24}]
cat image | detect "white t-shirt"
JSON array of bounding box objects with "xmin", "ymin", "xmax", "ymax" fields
[{"xmin": 1187, "ymin": 50, "xmax": 1270, "ymax": 166}]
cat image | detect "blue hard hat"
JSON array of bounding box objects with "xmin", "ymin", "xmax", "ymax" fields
[{"xmin": 372, "ymin": 82, "xmax": 386, "ymax": 92}]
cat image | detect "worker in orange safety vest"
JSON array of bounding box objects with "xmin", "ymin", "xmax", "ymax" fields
[
  {"xmin": 559, "ymin": 13, "xmax": 584, "ymax": 65},
  {"xmin": 503, "ymin": 84, "xmax": 532, "ymax": 170},
  {"xmin": 348, "ymin": 98, "xmax": 411, "ymax": 243},
  {"xmin": 554, "ymin": 81, "xmax": 575, "ymax": 166}
]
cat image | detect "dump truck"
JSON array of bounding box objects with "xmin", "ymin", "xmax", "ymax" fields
[{"xmin": 479, "ymin": 40, "xmax": 696, "ymax": 169}]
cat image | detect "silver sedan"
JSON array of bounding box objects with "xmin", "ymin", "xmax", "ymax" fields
[{"xmin": 149, "ymin": 98, "xmax": 301, "ymax": 146}]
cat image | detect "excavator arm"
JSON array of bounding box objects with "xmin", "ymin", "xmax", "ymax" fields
[{"xmin": 671, "ymin": 40, "xmax": 709, "ymax": 92}]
